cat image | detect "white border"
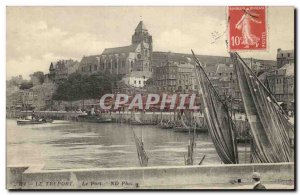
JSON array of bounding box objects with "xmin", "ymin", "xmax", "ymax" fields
[{"xmin": 1, "ymin": 1, "xmax": 299, "ymax": 195}]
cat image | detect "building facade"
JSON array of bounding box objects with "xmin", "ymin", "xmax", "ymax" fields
[
  {"xmin": 44, "ymin": 59, "xmax": 79, "ymax": 84},
  {"xmin": 277, "ymin": 48, "xmax": 294, "ymax": 69},
  {"xmin": 152, "ymin": 52, "xmax": 196, "ymax": 93},
  {"xmin": 206, "ymin": 64, "xmax": 234, "ymax": 97},
  {"xmin": 122, "ymin": 71, "xmax": 152, "ymax": 88},
  {"xmin": 204, "ymin": 63, "xmax": 244, "ymax": 111},
  {"xmin": 266, "ymin": 63, "xmax": 294, "ymax": 112}
]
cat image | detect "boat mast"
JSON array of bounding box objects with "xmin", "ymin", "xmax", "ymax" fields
[{"xmin": 192, "ymin": 50, "xmax": 239, "ymax": 164}]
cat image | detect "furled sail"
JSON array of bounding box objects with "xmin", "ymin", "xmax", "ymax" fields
[
  {"xmin": 185, "ymin": 135, "xmax": 195, "ymax": 165},
  {"xmin": 133, "ymin": 130, "xmax": 149, "ymax": 166},
  {"xmin": 185, "ymin": 116, "xmax": 196, "ymax": 165},
  {"xmin": 230, "ymin": 52, "xmax": 292, "ymax": 163},
  {"xmin": 192, "ymin": 50, "xmax": 239, "ymax": 164}
]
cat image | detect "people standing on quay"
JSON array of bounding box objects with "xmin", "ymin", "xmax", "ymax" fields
[{"xmin": 252, "ymin": 172, "xmax": 266, "ymax": 190}]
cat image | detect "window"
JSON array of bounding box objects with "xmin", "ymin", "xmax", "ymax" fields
[
  {"xmin": 139, "ymin": 80, "xmax": 141, "ymax": 84},
  {"xmin": 122, "ymin": 61, "xmax": 125, "ymax": 68},
  {"xmin": 114, "ymin": 61, "xmax": 117, "ymax": 68},
  {"xmin": 94, "ymin": 64, "xmax": 97, "ymax": 71},
  {"xmin": 134, "ymin": 80, "xmax": 136, "ymax": 84}
]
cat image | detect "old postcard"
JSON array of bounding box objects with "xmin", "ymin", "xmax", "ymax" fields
[{"xmin": 6, "ymin": 6, "xmax": 295, "ymax": 190}]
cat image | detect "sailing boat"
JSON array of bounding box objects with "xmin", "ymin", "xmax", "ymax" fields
[
  {"xmin": 159, "ymin": 119, "xmax": 174, "ymax": 129},
  {"xmin": 230, "ymin": 52, "xmax": 293, "ymax": 163},
  {"xmin": 174, "ymin": 110, "xmax": 207, "ymax": 133},
  {"xmin": 132, "ymin": 129, "xmax": 149, "ymax": 167},
  {"xmin": 191, "ymin": 50, "xmax": 239, "ymax": 164}
]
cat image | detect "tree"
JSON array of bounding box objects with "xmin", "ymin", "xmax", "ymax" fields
[
  {"xmin": 19, "ymin": 81, "xmax": 33, "ymax": 90},
  {"xmin": 145, "ymin": 78, "xmax": 154, "ymax": 85},
  {"xmin": 52, "ymin": 72, "xmax": 122, "ymax": 101},
  {"xmin": 30, "ymin": 71, "xmax": 44, "ymax": 84}
]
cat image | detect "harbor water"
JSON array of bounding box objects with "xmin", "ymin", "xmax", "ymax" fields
[{"xmin": 7, "ymin": 119, "xmax": 226, "ymax": 170}]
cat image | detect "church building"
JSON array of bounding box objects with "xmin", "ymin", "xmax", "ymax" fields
[{"xmin": 78, "ymin": 21, "xmax": 153, "ymax": 87}]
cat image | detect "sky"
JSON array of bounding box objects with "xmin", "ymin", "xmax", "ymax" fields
[{"xmin": 6, "ymin": 6, "xmax": 294, "ymax": 79}]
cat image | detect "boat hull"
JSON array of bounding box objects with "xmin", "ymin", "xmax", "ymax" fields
[
  {"xmin": 77, "ymin": 115, "xmax": 114, "ymax": 123},
  {"xmin": 173, "ymin": 127, "xmax": 208, "ymax": 133},
  {"xmin": 17, "ymin": 120, "xmax": 45, "ymax": 125}
]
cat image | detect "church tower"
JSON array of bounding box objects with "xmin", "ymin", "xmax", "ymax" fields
[
  {"xmin": 131, "ymin": 21, "xmax": 153, "ymax": 72},
  {"xmin": 132, "ymin": 21, "xmax": 152, "ymax": 49}
]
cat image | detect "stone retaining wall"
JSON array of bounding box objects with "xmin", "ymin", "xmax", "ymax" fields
[{"xmin": 7, "ymin": 162, "xmax": 294, "ymax": 189}]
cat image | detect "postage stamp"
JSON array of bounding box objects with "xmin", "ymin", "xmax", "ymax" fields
[{"xmin": 228, "ymin": 6, "xmax": 267, "ymax": 51}]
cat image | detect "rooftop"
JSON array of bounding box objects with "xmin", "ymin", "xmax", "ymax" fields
[
  {"xmin": 279, "ymin": 63, "xmax": 294, "ymax": 76},
  {"xmin": 80, "ymin": 55, "xmax": 101, "ymax": 64},
  {"xmin": 215, "ymin": 64, "xmax": 233, "ymax": 74},
  {"xmin": 277, "ymin": 49, "xmax": 294, "ymax": 54},
  {"xmin": 258, "ymin": 71, "xmax": 268, "ymax": 81},
  {"xmin": 135, "ymin": 21, "xmax": 147, "ymax": 32},
  {"xmin": 102, "ymin": 44, "xmax": 139, "ymax": 55},
  {"xmin": 277, "ymin": 49, "xmax": 294, "ymax": 58},
  {"xmin": 178, "ymin": 63, "xmax": 194, "ymax": 69}
]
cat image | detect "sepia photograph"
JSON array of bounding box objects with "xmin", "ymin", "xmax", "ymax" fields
[{"xmin": 6, "ymin": 6, "xmax": 295, "ymax": 190}]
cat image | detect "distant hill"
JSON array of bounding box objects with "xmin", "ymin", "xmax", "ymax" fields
[{"xmin": 152, "ymin": 51, "xmax": 276, "ymax": 67}]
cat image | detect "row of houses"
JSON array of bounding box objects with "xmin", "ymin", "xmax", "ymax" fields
[
  {"xmin": 257, "ymin": 49, "xmax": 295, "ymax": 112},
  {"xmin": 6, "ymin": 59, "xmax": 79, "ymax": 113},
  {"xmin": 7, "ymin": 81, "xmax": 56, "ymax": 116},
  {"xmin": 260, "ymin": 63, "xmax": 295, "ymax": 112}
]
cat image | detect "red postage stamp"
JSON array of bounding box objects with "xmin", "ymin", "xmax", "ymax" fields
[{"xmin": 228, "ymin": 6, "xmax": 267, "ymax": 51}]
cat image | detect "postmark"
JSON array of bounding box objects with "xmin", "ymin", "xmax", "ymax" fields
[{"xmin": 228, "ymin": 6, "xmax": 267, "ymax": 51}]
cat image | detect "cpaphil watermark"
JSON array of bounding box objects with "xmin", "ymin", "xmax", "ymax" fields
[{"xmin": 99, "ymin": 93, "xmax": 200, "ymax": 111}]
